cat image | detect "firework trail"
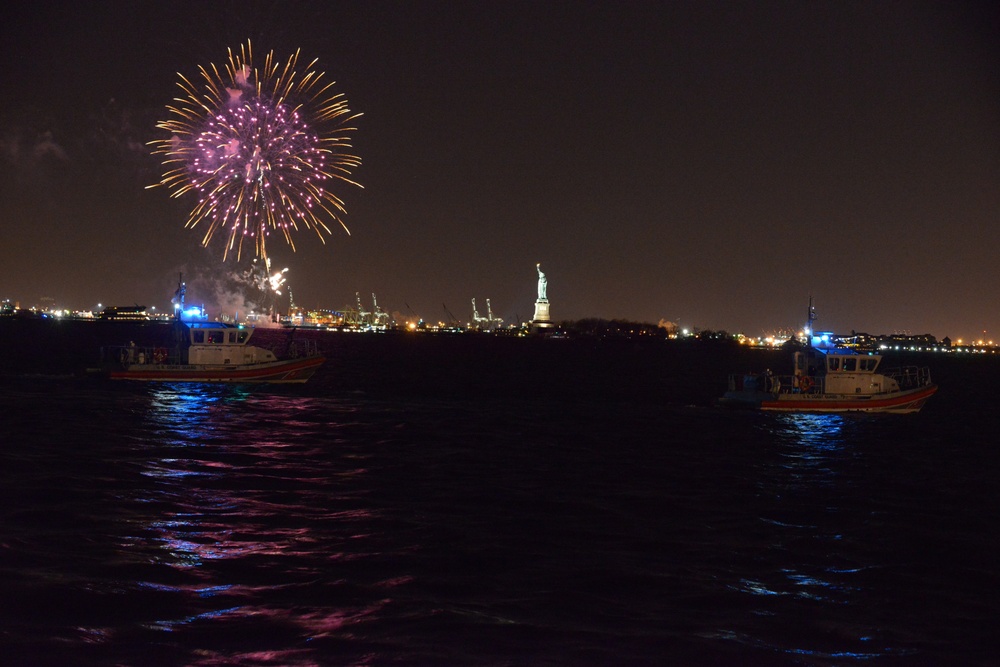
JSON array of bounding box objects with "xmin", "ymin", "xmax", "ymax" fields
[
  {"xmin": 246, "ymin": 257, "xmax": 288, "ymax": 296},
  {"xmin": 149, "ymin": 41, "xmax": 362, "ymax": 260}
]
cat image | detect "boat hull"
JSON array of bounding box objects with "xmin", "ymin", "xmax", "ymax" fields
[
  {"xmin": 720, "ymin": 383, "xmax": 938, "ymax": 414},
  {"xmin": 108, "ymin": 355, "xmax": 325, "ymax": 384}
]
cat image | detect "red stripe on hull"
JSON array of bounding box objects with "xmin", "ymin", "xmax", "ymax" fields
[
  {"xmin": 109, "ymin": 356, "xmax": 325, "ymax": 384},
  {"xmin": 759, "ymin": 384, "xmax": 937, "ymax": 413}
]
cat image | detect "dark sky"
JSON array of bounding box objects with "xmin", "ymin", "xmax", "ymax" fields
[{"xmin": 2, "ymin": 1, "xmax": 998, "ymax": 339}]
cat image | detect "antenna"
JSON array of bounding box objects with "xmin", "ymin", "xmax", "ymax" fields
[{"xmin": 172, "ymin": 273, "xmax": 186, "ymax": 320}]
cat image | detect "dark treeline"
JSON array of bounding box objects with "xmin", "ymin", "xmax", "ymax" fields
[{"xmin": 559, "ymin": 318, "xmax": 735, "ymax": 342}]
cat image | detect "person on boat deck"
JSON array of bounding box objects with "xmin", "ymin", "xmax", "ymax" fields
[{"xmin": 753, "ymin": 370, "xmax": 771, "ymax": 392}]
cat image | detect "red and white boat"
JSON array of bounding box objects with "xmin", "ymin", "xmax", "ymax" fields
[
  {"xmin": 720, "ymin": 345, "xmax": 937, "ymax": 413},
  {"xmin": 721, "ymin": 300, "xmax": 937, "ymax": 413},
  {"xmin": 106, "ymin": 321, "xmax": 324, "ymax": 384}
]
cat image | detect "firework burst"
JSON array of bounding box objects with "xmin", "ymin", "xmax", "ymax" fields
[{"xmin": 149, "ymin": 40, "xmax": 362, "ymax": 260}]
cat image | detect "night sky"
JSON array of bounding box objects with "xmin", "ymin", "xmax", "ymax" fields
[{"xmin": 2, "ymin": 1, "xmax": 998, "ymax": 339}]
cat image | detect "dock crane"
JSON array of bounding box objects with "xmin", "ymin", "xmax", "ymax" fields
[
  {"xmin": 486, "ymin": 299, "xmax": 503, "ymax": 329},
  {"xmin": 471, "ymin": 298, "xmax": 504, "ymax": 331},
  {"xmin": 356, "ymin": 292, "xmax": 370, "ymax": 327},
  {"xmin": 372, "ymin": 292, "xmax": 389, "ymax": 329},
  {"xmin": 442, "ymin": 303, "xmax": 461, "ymax": 328},
  {"xmin": 472, "ymin": 298, "xmax": 488, "ymax": 328}
]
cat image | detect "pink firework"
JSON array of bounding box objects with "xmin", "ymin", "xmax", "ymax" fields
[{"xmin": 149, "ymin": 41, "xmax": 362, "ymax": 260}]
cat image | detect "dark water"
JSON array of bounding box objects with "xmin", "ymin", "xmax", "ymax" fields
[{"xmin": 2, "ymin": 334, "xmax": 999, "ymax": 666}]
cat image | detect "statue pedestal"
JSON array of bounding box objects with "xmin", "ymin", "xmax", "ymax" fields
[
  {"xmin": 532, "ymin": 299, "xmax": 550, "ymax": 323},
  {"xmin": 531, "ymin": 299, "xmax": 553, "ymax": 332}
]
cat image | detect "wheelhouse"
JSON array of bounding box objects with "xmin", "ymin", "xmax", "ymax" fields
[{"xmin": 187, "ymin": 322, "xmax": 253, "ymax": 346}]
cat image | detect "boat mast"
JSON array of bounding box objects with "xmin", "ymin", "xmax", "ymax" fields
[
  {"xmin": 172, "ymin": 273, "xmax": 186, "ymax": 321},
  {"xmin": 805, "ymin": 295, "xmax": 817, "ymax": 339}
]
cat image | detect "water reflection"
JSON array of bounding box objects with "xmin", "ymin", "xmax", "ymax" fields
[
  {"xmin": 147, "ymin": 384, "xmax": 254, "ymax": 445},
  {"xmin": 767, "ymin": 413, "xmax": 856, "ymax": 489},
  {"xmin": 118, "ymin": 385, "xmax": 397, "ymax": 660},
  {"xmin": 773, "ymin": 412, "xmax": 847, "ymax": 450},
  {"xmin": 731, "ymin": 413, "xmax": 897, "ymax": 661}
]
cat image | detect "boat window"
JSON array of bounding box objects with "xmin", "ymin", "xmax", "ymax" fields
[
  {"xmin": 828, "ymin": 357, "xmax": 841, "ymax": 371},
  {"xmin": 193, "ymin": 330, "xmax": 205, "ymax": 344},
  {"xmin": 861, "ymin": 358, "xmax": 878, "ymax": 371},
  {"xmin": 228, "ymin": 332, "xmax": 237, "ymax": 343},
  {"xmin": 208, "ymin": 331, "xmax": 224, "ymax": 344},
  {"xmin": 238, "ymin": 331, "xmax": 249, "ymax": 343},
  {"xmin": 842, "ymin": 358, "xmax": 857, "ymax": 371}
]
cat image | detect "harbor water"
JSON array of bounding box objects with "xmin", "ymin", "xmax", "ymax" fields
[{"xmin": 1, "ymin": 332, "xmax": 998, "ymax": 665}]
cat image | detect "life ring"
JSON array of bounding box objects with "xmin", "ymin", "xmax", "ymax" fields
[
  {"xmin": 153, "ymin": 348, "xmax": 167, "ymax": 364},
  {"xmin": 800, "ymin": 376, "xmax": 813, "ymax": 391}
]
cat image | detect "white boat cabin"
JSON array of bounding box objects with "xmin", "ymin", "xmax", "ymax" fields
[
  {"xmin": 795, "ymin": 348, "xmax": 898, "ymax": 395},
  {"xmin": 186, "ymin": 322, "xmax": 277, "ymax": 366}
]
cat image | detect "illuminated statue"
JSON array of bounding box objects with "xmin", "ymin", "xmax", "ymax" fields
[{"xmin": 532, "ymin": 262, "xmax": 552, "ymax": 325}]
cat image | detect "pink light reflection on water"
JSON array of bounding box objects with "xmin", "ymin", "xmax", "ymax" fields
[{"xmin": 124, "ymin": 385, "xmax": 402, "ymax": 658}]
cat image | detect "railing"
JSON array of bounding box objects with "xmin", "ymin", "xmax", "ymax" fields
[
  {"xmin": 885, "ymin": 365, "xmax": 933, "ymax": 389},
  {"xmin": 728, "ymin": 373, "xmax": 827, "ymax": 395},
  {"xmin": 255, "ymin": 338, "xmax": 320, "ymax": 359},
  {"xmin": 102, "ymin": 345, "xmax": 180, "ymax": 367}
]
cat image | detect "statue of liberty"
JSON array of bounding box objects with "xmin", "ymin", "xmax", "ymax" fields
[{"xmin": 532, "ymin": 262, "xmax": 552, "ymax": 324}]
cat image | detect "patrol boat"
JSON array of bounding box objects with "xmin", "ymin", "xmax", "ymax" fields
[
  {"xmin": 719, "ymin": 344, "xmax": 937, "ymax": 413},
  {"xmin": 719, "ymin": 299, "xmax": 937, "ymax": 413},
  {"xmin": 101, "ymin": 275, "xmax": 324, "ymax": 383},
  {"xmin": 105, "ymin": 321, "xmax": 324, "ymax": 384}
]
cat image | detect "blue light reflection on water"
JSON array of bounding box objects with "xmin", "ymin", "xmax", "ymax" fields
[
  {"xmin": 116, "ymin": 382, "xmax": 396, "ymax": 658},
  {"xmin": 773, "ymin": 413, "xmax": 850, "ymax": 475},
  {"xmin": 728, "ymin": 412, "xmax": 914, "ymax": 663},
  {"xmin": 147, "ymin": 383, "xmax": 252, "ymax": 447}
]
